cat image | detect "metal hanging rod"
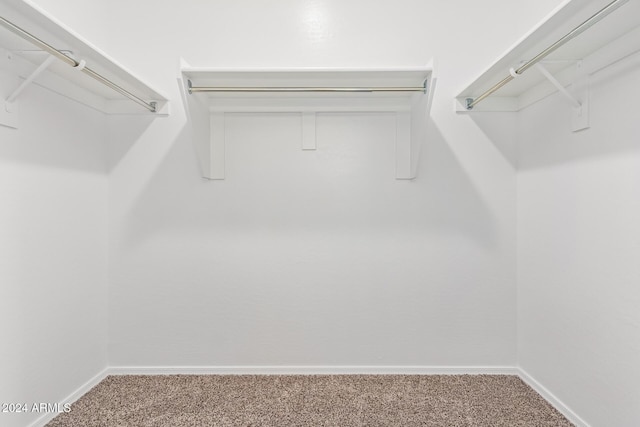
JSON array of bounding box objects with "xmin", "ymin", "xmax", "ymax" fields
[
  {"xmin": 0, "ymin": 15, "xmax": 157, "ymax": 112},
  {"xmin": 465, "ymin": 0, "xmax": 629, "ymax": 110},
  {"xmin": 188, "ymin": 80, "xmax": 427, "ymax": 94}
]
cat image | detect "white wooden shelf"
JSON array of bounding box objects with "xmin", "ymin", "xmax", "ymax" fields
[
  {"xmin": 455, "ymin": 0, "xmax": 640, "ymax": 122},
  {"xmin": 180, "ymin": 64, "xmax": 434, "ymax": 180},
  {"xmin": 0, "ymin": 0, "xmax": 168, "ymax": 128}
]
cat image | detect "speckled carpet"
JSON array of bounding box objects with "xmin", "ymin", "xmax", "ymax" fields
[{"xmin": 47, "ymin": 375, "xmax": 573, "ymax": 426}]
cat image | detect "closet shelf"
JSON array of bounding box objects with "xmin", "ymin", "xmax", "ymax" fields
[
  {"xmin": 0, "ymin": 0, "xmax": 168, "ymax": 128},
  {"xmin": 181, "ymin": 65, "xmax": 434, "ymax": 180},
  {"xmin": 455, "ymin": 0, "xmax": 640, "ymax": 117}
]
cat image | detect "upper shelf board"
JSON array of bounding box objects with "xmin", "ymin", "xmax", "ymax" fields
[
  {"xmin": 182, "ymin": 67, "xmax": 431, "ymax": 87},
  {"xmin": 182, "ymin": 67, "xmax": 431, "ymax": 104},
  {"xmin": 456, "ymin": 0, "xmax": 640, "ymax": 112},
  {"xmin": 0, "ymin": 0, "xmax": 168, "ymax": 114}
]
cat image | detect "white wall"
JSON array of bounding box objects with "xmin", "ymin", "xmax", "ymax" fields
[
  {"xmin": 517, "ymin": 53, "xmax": 640, "ymax": 426},
  {"xmin": 97, "ymin": 0, "xmax": 543, "ymax": 368},
  {"xmin": 0, "ymin": 73, "xmax": 108, "ymax": 425},
  {"xmin": 18, "ymin": 0, "xmax": 640, "ymax": 425},
  {"xmin": 27, "ymin": 0, "xmax": 560, "ymax": 369}
]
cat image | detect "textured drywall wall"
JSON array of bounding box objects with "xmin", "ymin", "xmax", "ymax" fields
[
  {"xmin": 25, "ymin": 0, "xmax": 561, "ymax": 369},
  {"xmin": 104, "ymin": 0, "xmax": 524, "ymax": 368},
  {"xmin": 0, "ymin": 70, "xmax": 108, "ymax": 426},
  {"xmin": 517, "ymin": 51, "xmax": 640, "ymax": 427}
]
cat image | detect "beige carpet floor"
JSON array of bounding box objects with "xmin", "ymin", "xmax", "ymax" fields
[{"xmin": 47, "ymin": 375, "xmax": 574, "ymax": 426}]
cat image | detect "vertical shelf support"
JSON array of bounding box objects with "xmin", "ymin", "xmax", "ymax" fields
[
  {"xmin": 571, "ymin": 62, "xmax": 590, "ymax": 132},
  {"xmin": 301, "ymin": 112, "xmax": 317, "ymax": 150},
  {"xmin": 395, "ymin": 111, "xmax": 412, "ymax": 179},
  {"xmin": 209, "ymin": 112, "xmax": 225, "ymax": 179},
  {"xmin": 0, "ymin": 102, "xmax": 17, "ymax": 129}
]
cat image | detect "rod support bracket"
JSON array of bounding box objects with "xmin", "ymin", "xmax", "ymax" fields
[
  {"xmin": 73, "ymin": 59, "xmax": 86, "ymax": 71},
  {"xmin": 188, "ymin": 79, "xmax": 193, "ymax": 95},
  {"xmin": 465, "ymin": 98, "xmax": 474, "ymax": 110}
]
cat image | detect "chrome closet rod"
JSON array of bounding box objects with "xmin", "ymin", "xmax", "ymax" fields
[
  {"xmin": 0, "ymin": 15, "xmax": 157, "ymax": 112},
  {"xmin": 188, "ymin": 83, "xmax": 426, "ymax": 94},
  {"xmin": 465, "ymin": 0, "xmax": 629, "ymax": 110}
]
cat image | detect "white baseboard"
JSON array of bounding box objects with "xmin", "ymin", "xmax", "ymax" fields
[
  {"xmin": 28, "ymin": 368, "xmax": 109, "ymax": 427},
  {"xmin": 517, "ymin": 367, "xmax": 590, "ymax": 427},
  {"xmin": 107, "ymin": 365, "xmax": 519, "ymax": 376}
]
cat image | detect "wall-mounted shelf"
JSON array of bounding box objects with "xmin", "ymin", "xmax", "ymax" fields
[
  {"xmin": 180, "ymin": 63, "xmax": 434, "ymax": 180},
  {"xmin": 0, "ymin": 0, "xmax": 169, "ymax": 129},
  {"xmin": 455, "ymin": 0, "xmax": 640, "ymax": 130}
]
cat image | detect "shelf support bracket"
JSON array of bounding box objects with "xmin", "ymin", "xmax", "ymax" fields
[
  {"xmin": 302, "ymin": 112, "xmax": 316, "ymax": 150},
  {"xmin": 395, "ymin": 111, "xmax": 412, "ymax": 179},
  {"xmin": 209, "ymin": 112, "xmax": 226, "ymax": 179},
  {"xmin": 535, "ymin": 62, "xmax": 589, "ymax": 132},
  {"xmin": 6, "ymin": 54, "xmax": 56, "ymax": 104},
  {"xmin": 535, "ymin": 63, "xmax": 581, "ymax": 108},
  {"xmin": 2, "ymin": 52, "xmax": 55, "ymax": 129}
]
